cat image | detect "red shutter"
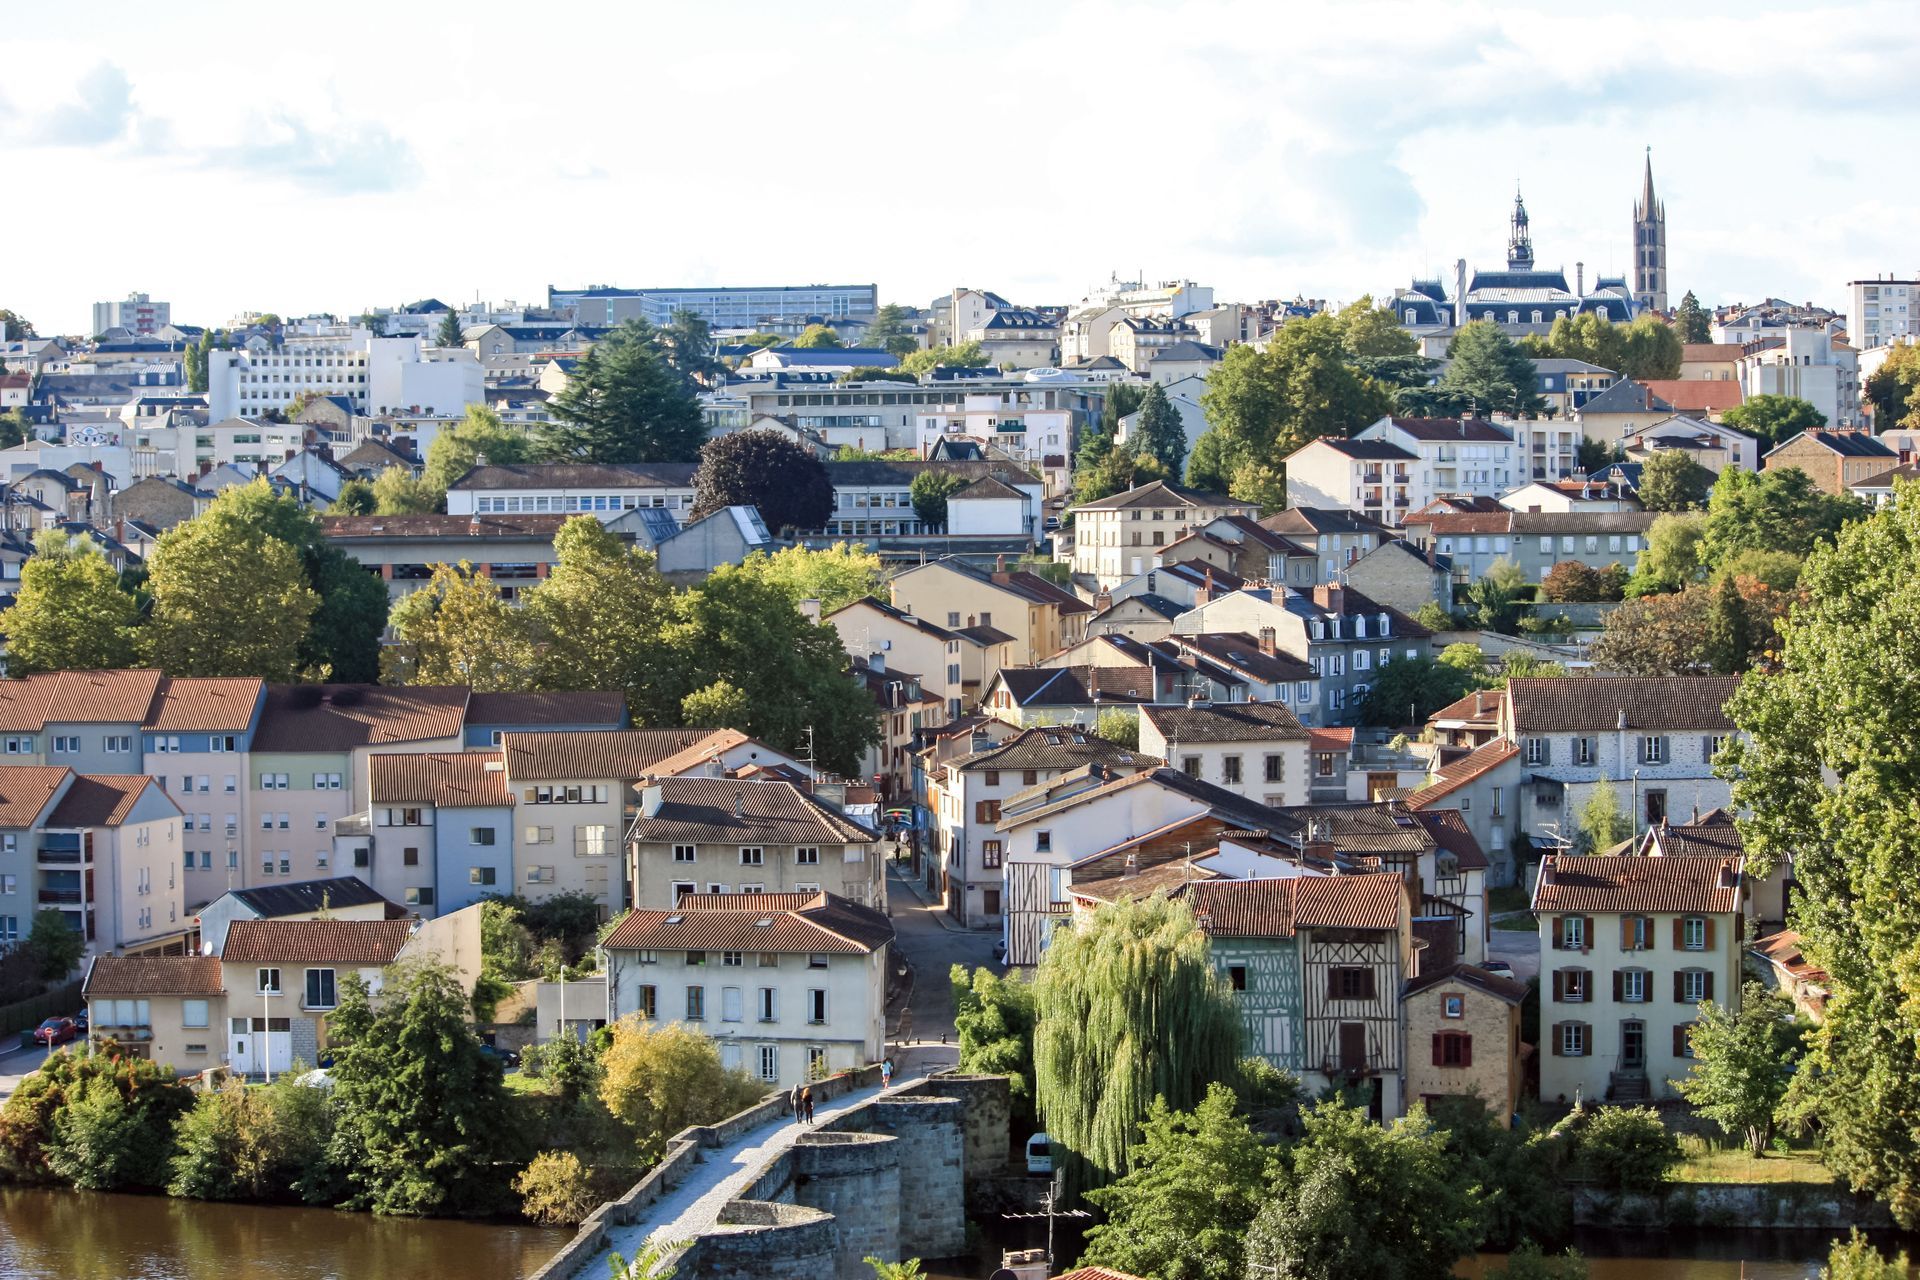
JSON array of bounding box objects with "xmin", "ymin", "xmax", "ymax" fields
[
  {"xmin": 1460, "ymin": 1034, "xmax": 1472, "ymax": 1067},
  {"xmin": 1703, "ymin": 918, "xmax": 1716, "ymax": 949},
  {"xmin": 1612, "ymin": 970, "xmax": 1623, "ymax": 1002},
  {"xmin": 1702, "ymin": 971, "xmax": 1715, "ymax": 1001},
  {"xmin": 1432, "ymin": 1033, "xmax": 1444, "ymax": 1066},
  {"xmin": 1550, "ymin": 1023, "xmax": 1563, "ymax": 1055},
  {"xmin": 1552, "ymin": 916, "xmax": 1565, "ymax": 949},
  {"xmin": 1672, "ymin": 917, "xmax": 1685, "ymax": 948},
  {"xmin": 1619, "ymin": 917, "xmax": 1632, "ymax": 949}
]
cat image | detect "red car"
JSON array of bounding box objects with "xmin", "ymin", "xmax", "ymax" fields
[{"xmin": 32, "ymin": 1017, "xmax": 77, "ymax": 1047}]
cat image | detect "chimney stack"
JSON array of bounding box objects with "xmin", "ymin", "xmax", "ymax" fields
[
  {"xmin": 1258, "ymin": 626, "xmax": 1276, "ymax": 655},
  {"xmin": 1197, "ymin": 566, "xmax": 1215, "ymax": 606},
  {"xmin": 992, "ymin": 553, "xmax": 1010, "ymax": 584}
]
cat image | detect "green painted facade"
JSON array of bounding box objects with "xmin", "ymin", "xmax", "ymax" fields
[{"xmin": 1212, "ymin": 935, "xmax": 1304, "ymax": 1071}]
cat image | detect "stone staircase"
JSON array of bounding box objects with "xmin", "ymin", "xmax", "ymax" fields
[{"xmin": 1608, "ymin": 1070, "xmax": 1649, "ymax": 1103}]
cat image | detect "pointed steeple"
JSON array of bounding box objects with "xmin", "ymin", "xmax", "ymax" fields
[
  {"xmin": 1636, "ymin": 146, "xmax": 1660, "ymax": 220},
  {"xmin": 1507, "ymin": 187, "xmax": 1535, "ymax": 270}
]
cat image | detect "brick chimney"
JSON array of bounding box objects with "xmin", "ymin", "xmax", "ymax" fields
[
  {"xmin": 1196, "ymin": 566, "xmax": 1214, "ymax": 606},
  {"xmin": 992, "ymin": 553, "xmax": 1010, "ymax": 585},
  {"xmin": 1258, "ymin": 626, "xmax": 1276, "ymax": 655},
  {"xmin": 1323, "ymin": 582, "xmax": 1344, "ymax": 614}
]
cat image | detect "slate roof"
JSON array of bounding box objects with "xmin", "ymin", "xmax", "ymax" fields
[
  {"xmin": 504, "ymin": 728, "xmax": 738, "ymax": 781},
  {"xmin": 1380, "ymin": 417, "xmax": 1513, "ymax": 442},
  {"xmin": 0, "ymin": 766, "xmax": 72, "ymax": 827},
  {"xmin": 829, "ymin": 596, "xmax": 960, "ymax": 642},
  {"xmin": 1170, "ymin": 633, "xmax": 1315, "ymax": 683},
  {"xmin": 1578, "ymin": 379, "xmax": 1673, "ymax": 416},
  {"xmin": 1771, "ymin": 429, "xmax": 1898, "ymax": 460},
  {"xmin": 447, "ymin": 462, "xmax": 700, "ymax": 491},
  {"xmin": 1278, "ymin": 801, "xmax": 1436, "ymax": 856},
  {"xmin": 1260, "ymin": 507, "xmax": 1387, "ymax": 537},
  {"xmin": 1009, "ymin": 765, "xmax": 1290, "ymax": 834},
  {"xmin": 948, "ymin": 726, "xmax": 1143, "ymax": 773},
  {"xmin": 221, "ymin": 918, "xmax": 415, "ymax": 965},
  {"xmin": 48, "ymin": 774, "xmax": 172, "ymax": 828},
  {"xmin": 370, "ymin": 752, "xmax": 512, "ymax": 808},
  {"xmin": 1405, "ymin": 739, "xmax": 1518, "ymax": 806},
  {"xmin": 1533, "ymin": 854, "xmax": 1742, "ymax": 915},
  {"xmin": 631, "ymin": 776, "xmax": 877, "ymax": 845},
  {"xmin": 601, "ymin": 890, "xmax": 894, "ymax": 954},
  {"xmin": 466, "ymin": 690, "xmax": 626, "ymax": 726},
  {"xmin": 1073, "ymin": 480, "xmax": 1244, "ymax": 512},
  {"xmin": 954, "ymin": 623, "xmax": 1017, "ymax": 646},
  {"xmin": 251, "ymin": 684, "xmax": 469, "ymax": 752},
  {"xmin": 1402, "ymin": 961, "xmax": 1530, "ymax": 1003},
  {"xmin": 1149, "ymin": 340, "xmax": 1224, "ymax": 363},
  {"xmin": 950, "ymin": 475, "xmax": 1027, "ymax": 502},
  {"xmin": 991, "ymin": 665, "xmax": 1153, "ymax": 706},
  {"xmin": 1642, "ymin": 811, "xmax": 1745, "ymax": 860},
  {"xmin": 1314, "ymin": 438, "xmax": 1418, "ymax": 461},
  {"xmin": 84, "ymin": 955, "xmax": 225, "ymax": 998},
  {"xmin": 1094, "ymin": 593, "xmax": 1186, "ymax": 622},
  {"xmin": 1849, "ymin": 463, "xmax": 1920, "ymax": 490},
  {"xmin": 223, "ymin": 876, "xmax": 394, "ymax": 920},
  {"xmin": 1139, "ymin": 701, "xmax": 1308, "ymax": 743},
  {"xmin": 1507, "ymin": 675, "xmax": 1739, "ymax": 733}
]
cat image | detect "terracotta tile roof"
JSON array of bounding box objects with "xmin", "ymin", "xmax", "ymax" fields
[
  {"xmin": 1059, "ymin": 1266, "xmax": 1152, "ymax": 1280},
  {"xmin": 48, "ymin": 774, "xmax": 174, "ymax": 827},
  {"xmin": 0, "ymin": 677, "xmax": 59, "ymax": 733},
  {"xmin": 1188, "ymin": 871, "xmax": 1404, "ymax": 937},
  {"xmin": 370, "ymin": 751, "xmax": 512, "ymax": 808},
  {"xmin": 1638, "ymin": 379, "xmax": 1744, "ymax": 414},
  {"xmin": 1139, "ymin": 701, "xmax": 1307, "ymax": 743},
  {"xmin": 251, "ymin": 684, "xmax": 470, "ymax": 752},
  {"xmin": 1428, "ymin": 688, "xmax": 1506, "ymax": 726},
  {"xmin": 0, "ymin": 765, "xmax": 71, "ymax": 826},
  {"xmin": 465, "ymin": 690, "xmax": 626, "ymax": 726},
  {"xmin": 1407, "ymin": 807, "xmax": 1489, "ymax": 870},
  {"xmin": 1752, "ymin": 929, "xmax": 1827, "ymax": 984},
  {"xmin": 631, "ymin": 776, "xmax": 877, "ymax": 845},
  {"xmin": 1307, "ymin": 728, "xmax": 1353, "ymax": 754},
  {"xmin": 1403, "ymin": 961, "xmax": 1530, "ymax": 1003},
  {"xmin": 601, "ymin": 890, "xmax": 894, "ymax": 954},
  {"xmin": 1645, "ymin": 814, "xmax": 1745, "ymax": 860},
  {"xmin": 1399, "ymin": 511, "xmax": 1515, "ymax": 535},
  {"xmin": 1406, "ymin": 739, "xmax": 1518, "ymax": 806},
  {"xmin": 0, "ymin": 669, "xmax": 170, "ymax": 730},
  {"xmin": 675, "ymin": 891, "xmax": 819, "ymax": 912},
  {"xmin": 84, "ymin": 955, "xmax": 225, "ymax": 998},
  {"xmin": 1283, "ymin": 802, "xmax": 1435, "ymax": 855},
  {"xmin": 1532, "ymin": 854, "xmax": 1742, "ymax": 915},
  {"xmin": 1507, "ymin": 675, "xmax": 1739, "ymax": 733},
  {"xmin": 144, "ymin": 676, "xmax": 265, "ymax": 732},
  {"xmin": 221, "ymin": 918, "xmax": 415, "ymax": 965},
  {"xmin": 503, "ymin": 728, "xmax": 735, "ymax": 781},
  {"xmin": 643, "ymin": 731, "xmax": 760, "ymax": 780}
]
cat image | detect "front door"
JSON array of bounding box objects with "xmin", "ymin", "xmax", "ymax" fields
[
  {"xmin": 983, "ymin": 889, "xmax": 1002, "ymax": 918},
  {"xmin": 229, "ymin": 1016, "xmax": 292, "ymax": 1074},
  {"xmin": 1621, "ymin": 1020, "xmax": 1646, "ymax": 1071}
]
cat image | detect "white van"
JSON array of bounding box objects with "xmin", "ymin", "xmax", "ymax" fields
[{"xmin": 1025, "ymin": 1132, "xmax": 1052, "ymax": 1175}]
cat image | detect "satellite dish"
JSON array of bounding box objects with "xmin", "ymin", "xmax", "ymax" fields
[{"xmin": 199, "ymin": 939, "xmax": 215, "ymax": 957}]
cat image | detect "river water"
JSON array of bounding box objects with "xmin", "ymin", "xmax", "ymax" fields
[{"xmin": 0, "ymin": 1187, "xmax": 571, "ymax": 1280}]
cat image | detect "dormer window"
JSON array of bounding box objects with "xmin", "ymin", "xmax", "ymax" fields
[{"xmin": 1378, "ymin": 612, "xmax": 1391, "ymax": 636}]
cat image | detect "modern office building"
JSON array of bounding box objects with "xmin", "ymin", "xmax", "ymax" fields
[{"xmin": 547, "ymin": 284, "xmax": 878, "ymax": 330}]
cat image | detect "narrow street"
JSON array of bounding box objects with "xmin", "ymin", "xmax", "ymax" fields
[{"xmin": 885, "ymin": 858, "xmax": 1000, "ymax": 1075}]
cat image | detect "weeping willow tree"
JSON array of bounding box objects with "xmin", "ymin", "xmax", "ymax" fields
[{"xmin": 1033, "ymin": 892, "xmax": 1243, "ymax": 1200}]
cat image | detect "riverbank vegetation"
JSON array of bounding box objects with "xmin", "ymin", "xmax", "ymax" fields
[{"xmin": 0, "ymin": 960, "xmax": 769, "ymax": 1226}]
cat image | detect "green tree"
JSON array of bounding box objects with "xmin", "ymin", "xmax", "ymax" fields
[
  {"xmin": 1863, "ymin": 343, "xmax": 1920, "ymax": 431},
  {"xmin": 422, "ymin": 404, "xmax": 536, "ymax": 496},
  {"xmin": 1244, "ymin": 1099, "xmax": 1481, "ymax": 1280},
  {"xmin": 1441, "ymin": 321, "xmax": 1546, "ymax": 416},
  {"xmin": 1626, "ymin": 511, "xmax": 1708, "ymax": 595},
  {"xmin": 900, "ymin": 340, "xmax": 988, "ymax": 374},
  {"xmin": 1074, "ymin": 446, "xmax": 1169, "ymax": 509},
  {"xmin": 789, "ymin": 324, "xmax": 845, "ymax": 350},
  {"xmin": 0, "ymin": 309, "xmax": 36, "ymax": 340},
  {"xmin": 1467, "ymin": 556, "xmax": 1530, "ymax": 633},
  {"xmin": 736, "ymin": 542, "xmax": 884, "ymax": 615},
  {"xmin": 681, "ymin": 679, "xmax": 750, "ymax": 728},
  {"xmin": 1636, "ymin": 450, "xmax": 1716, "ymax": 512},
  {"xmin": 1130, "ymin": 382, "xmax": 1188, "ymax": 476},
  {"xmin": 372, "ymin": 465, "xmax": 440, "ymax": 514},
  {"xmin": 328, "ymin": 478, "xmax": 377, "ymax": 515},
  {"xmin": 1718, "ymin": 489, "xmax": 1920, "ymax": 1223},
  {"xmin": 1574, "ymin": 777, "xmax": 1631, "ymax": 853},
  {"xmin": 1701, "ymin": 465, "xmax": 1863, "ymax": 569},
  {"xmin": 951, "ymin": 966, "xmax": 1038, "ymax": 1129},
  {"xmin": 598, "ymin": 1017, "xmax": 767, "ymax": 1163},
  {"xmin": 0, "ymin": 407, "xmax": 30, "ymax": 449},
  {"xmin": 1674, "ymin": 982, "xmax": 1804, "ymax": 1155},
  {"xmin": 1701, "ymin": 575, "xmax": 1757, "ymax": 676},
  {"xmin": 1099, "ymin": 382, "xmax": 1147, "ymax": 436},
  {"xmin": 908, "ymin": 471, "xmax": 969, "ymax": 530},
  {"xmin": 1539, "ymin": 560, "xmax": 1625, "ymax": 604},
  {"xmin": 1487, "ymin": 1242, "xmax": 1589, "ymax": 1280},
  {"xmin": 169, "ymin": 1073, "xmax": 336, "ymax": 1202},
  {"xmin": 1674, "ymin": 291, "xmax": 1711, "ymax": 344},
  {"xmin": 1359, "ymin": 656, "xmax": 1479, "ymax": 727},
  {"xmin": 1591, "ymin": 581, "xmax": 1786, "ymax": 677},
  {"xmin": 326, "ymin": 961, "xmax": 516, "ymax": 1216},
  {"xmin": 0, "ymin": 533, "xmax": 141, "ymax": 675},
  {"xmin": 538, "ymin": 321, "xmax": 707, "ymax": 463},
  {"xmin": 1336, "ymin": 294, "xmax": 1420, "ymax": 361},
  {"xmin": 863, "ymin": 304, "xmax": 919, "ymax": 359},
  {"xmin": 143, "ymin": 503, "xmax": 320, "ymax": 679},
  {"xmin": 520, "ymin": 518, "xmax": 677, "ymax": 722},
  {"xmin": 1032, "ymin": 892, "xmax": 1242, "ymax": 1199},
  {"xmin": 864, "ymin": 1259, "xmax": 925, "ymax": 1280},
  {"xmin": 1618, "ymin": 314, "xmax": 1684, "ymax": 380},
  {"xmin": 383, "ymin": 561, "xmax": 534, "ymax": 689},
  {"xmin": 660, "ymin": 308, "xmax": 725, "ymax": 387},
  {"xmin": 1572, "ymin": 1105, "xmax": 1680, "ymax": 1191},
  {"xmin": 690, "ymin": 428, "xmax": 833, "ymax": 534},
  {"xmin": 1078, "ymin": 1084, "xmax": 1277, "ymax": 1280},
  {"xmin": 1093, "ymin": 705, "xmax": 1139, "ymax": 750},
  {"xmin": 185, "ymin": 330, "xmax": 211, "ymax": 393},
  {"xmin": 43, "ymin": 1067, "xmax": 192, "ymax": 1192},
  {"xmin": 1721, "ymin": 394, "xmax": 1827, "ymax": 450},
  {"xmin": 1429, "ymin": 1096, "xmax": 1569, "ymax": 1249},
  {"xmin": 514, "ymin": 1150, "xmax": 601, "ymax": 1225},
  {"xmin": 1531, "ymin": 312, "xmax": 1626, "ymax": 374},
  {"xmin": 27, "ymin": 909, "xmax": 85, "ymax": 980},
  {"xmin": 1820, "ymin": 1231, "xmax": 1913, "ymax": 1280},
  {"xmin": 435, "ymin": 309, "xmax": 464, "ymax": 349}
]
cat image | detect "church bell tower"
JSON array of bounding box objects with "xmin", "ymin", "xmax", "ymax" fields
[
  {"xmin": 1633, "ymin": 148, "xmax": 1668, "ymax": 312},
  {"xmin": 1506, "ymin": 190, "xmax": 1534, "ymax": 271}
]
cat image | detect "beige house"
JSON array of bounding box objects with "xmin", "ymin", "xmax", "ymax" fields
[
  {"xmin": 1679, "ymin": 343, "xmax": 1743, "ymax": 382},
  {"xmin": 826, "ymin": 596, "xmax": 976, "ymax": 719},
  {"xmin": 1762, "ymin": 429, "xmax": 1899, "ymax": 496},
  {"xmin": 890, "ymin": 556, "xmax": 1091, "ymax": 666},
  {"xmin": 628, "ymin": 776, "xmax": 884, "ymax": 911},
  {"xmin": 1402, "ymin": 963, "xmax": 1530, "ymax": 1125},
  {"xmin": 1533, "ymin": 853, "xmax": 1745, "ymax": 1106},
  {"xmin": 1137, "ymin": 703, "xmax": 1310, "ymax": 808},
  {"xmin": 81, "ymin": 954, "xmax": 226, "ymax": 1070},
  {"xmin": 1072, "ymin": 481, "xmax": 1261, "ymax": 589}
]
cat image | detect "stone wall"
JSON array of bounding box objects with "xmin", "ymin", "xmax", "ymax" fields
[
  {"xmin": 866, "ymin": 1096, "xmax": 967, "ymax": 1257},
  {"xmin": 678, "ymin": 1203, "xmax": 839, "ymax": 1280},
  {"xmin": 789, "ymin": 1132, "xmax": 902, "ymax": 1275},
  {"xmin": 1572, "ymin": 1183, "xmax": 1894, "ymax": 1230},
  {"xmin": 902, "ymin": 1073, "xmax": 1011, "ymax": 1191}
]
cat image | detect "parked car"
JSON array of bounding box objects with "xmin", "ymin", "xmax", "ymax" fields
[
  {"xmin": 477, "ymin": 1041, "xmax": 520, "ymax": 1069},
  {"xmin": 1025, "ymin": 1132, "xmax": 1053, "ymax": 1175},
  {"xmin": 72, "ymin": 1010, "xmax": 88, "ymax": 1036},
  {"xmin": 1480, "ymin": 960, "xmax": 1515, "ymax": 978},
  {"xmin": 32, "ymin": 1017, "xmax": 77, "ymax": 1047}
]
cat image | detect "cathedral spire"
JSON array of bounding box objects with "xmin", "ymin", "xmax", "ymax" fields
[
  {"xmin": 1632, "ymin": 148, "xmax": 1668, "ymax": 312},
  {"xmin": 1637, "ymin": 146, "xmax": 1660, "ymax": 220},
  {"xmin": 1507, "ymin": 188, "xmax": 1534, "ymax": 270}
]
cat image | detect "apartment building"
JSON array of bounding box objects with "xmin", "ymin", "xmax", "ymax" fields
[
  {"xmin": 1136, "ymin": 703, "xmax": 1311, "ymax": 808},
  {"xmin": 890, "ymin": 556, "xmax": 1090, "ymax": 665},
  {"xmin": 601, "ymin": 890, "xmax": 892, "ymax": 1087},
  {"xmin": 1763, "ymin": 429, "xmax": 1898, "ymax": 496},
  {"xmin": 208, "ymin": 333, "xmax": 481, "ymax": 421},
  {"xmin": 1851, "ymin": 275, "xmax": 1920, "ymax": 349},
  {"xmin": 1071, "ymin": 481, "xmax": 1261, "ymax": 588},
  {"xmin": 1258, "ymin": 508, "xmax": 1390, "ymax": 583}
]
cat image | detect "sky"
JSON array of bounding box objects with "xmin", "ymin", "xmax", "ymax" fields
[{"xmin": 6, "ymin": 0, "xmax": 1916, "ymax": 335}]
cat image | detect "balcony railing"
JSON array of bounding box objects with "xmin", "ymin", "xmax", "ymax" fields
[
  {"xmin": 38, "ymin": 888, "xmax": 83, "ymax": 905},
  {"xmin": 36, "ymin": 847, "xmax": 87, "ymax": 865}
]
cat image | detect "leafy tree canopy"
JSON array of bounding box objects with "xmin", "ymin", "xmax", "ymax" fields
[
  {"xmin": 0, "ymin": 533, "xmax": 140, "ymax": 675},
  {"xmin": 901, "ymin": 340, "xmax": 988, "ymax": 374},
  {"xmin": 422, "ymin": 404, "xmax": 536, "ymax": 496},
  {"xmin": 1721, "ymin": 393, "xmax": 1827, "ymax": 450},
  {"xmin": 735, "ymin": 541, "xmax": 884, "ymax": 615},
  {"xmin": 1441, "ymin": 320, "xmax": 1547, "ymax": 417},
  {"xmin": 691, "ymin": 428, "xmax": 834, "ymax": 535},
  {"xmin": 909, "ymin": 471, "xmax": 969, "ymax": 530},
  {"xmin": 1635, "ymin": 449, "xmax": 1716, "ymax": 512},
  {"xmin": 1700, "ymin": 464, "xmax": 1863, "ymax": 568},
  {"xmin": 789, "ymin": 324, "xmax": 845, "ymax": 350},
  {"xmin": 537, "ymin": 321, "xmax": 706, "ymax": 464}
]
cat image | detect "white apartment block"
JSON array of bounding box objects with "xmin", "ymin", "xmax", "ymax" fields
[
  {"xmin": 209, "ymin": 333, "xmax": 481, "ymax": 421},
  {"xmin": 1851, "ymin": 275, "xmax": 1919, "ymax": 349},
  {"xmin": 1737, "ymin": 327, "xmax": 1861, "ymax": 428},
  {"xmin": 93, "ymin": 293, "xmax": 171, "ymax": 337}
]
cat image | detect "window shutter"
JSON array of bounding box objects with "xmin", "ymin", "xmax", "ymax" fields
[
  {"xmin": 1461, "ymin": 1034, "xmax": 1472, "ymax": 1067},
  {"xmin": 1673, "ymin": 1024, "xmax": 1689, "ymax": 1056},
  {"xmin": 1432, "ymin": 1034, "xmax": 1444, "ymax": 1067},
  {"xmin": 1552, "ymin": 916, "xmax": 1565, "ymax": 949},
  {"xmin": 1581, "ymin": 916, "xmax": 1593, "ymax": 948},
  {"xmin": 1703, "ymin": 918, "xmax": 1716, "ymax": 949},
  {"xmin": 1612, "ymin": 970, "xmax": 1623, "ymax": 1002},
  {"xmin": 1327, "ymin": 970, "xmax": 1341, "ymax": 1000},
  {"xmin": 1550, "ymin": 1023, "xmax": 1563, "ymax": 1055},
  {"xmin": 1659, "ymin": 735, "xmax": 1670, "ymax": 763},
  {"xmin": 1361, "ymin": 969, "xmax": 1376, "ymax": 1000},
  {"xmin": 1701, "ymin": 735, "xmax": 1713, "ymax": 760},
  {"xmin": 1645, "ymin": 917, "xmax": 1656, "ymax": 951},
  {"xmin": 1619, "ymin": 918, "xmax": 1632, "ymax": 949},
  {"xmin": 1541, "ymin": 738, "xmax": 1552, "ymax": 765},
  {"xmin": 1672, "ymin": 917, "xmax": 1685, "ymax": 948},
  {"xmin": 1551, "ymin": 970, "xmax": 1564, "ymax": 1002},
  {"xmin": 1673, "ymin": 971, "xmax": 1685, "ymax": 1002},
  {"xmin": 1702, "ymin": 971, "xmax": 1715, "ymax": 1001}
]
